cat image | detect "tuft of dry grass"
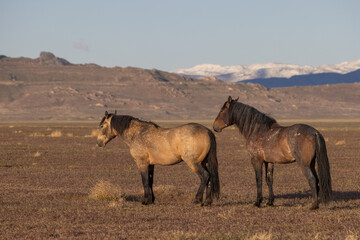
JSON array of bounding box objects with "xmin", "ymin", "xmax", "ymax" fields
[
  {"xmin": 335, "ymin": 140, "xmax": 346, "ymax": 146},
  {"xmin": 33, "ymin": 151, "xmax": 41, "ymax": 157},
  {"xmin": 50, "ymin": 130, "xmax": 62, "ymax": 137},
  {"xmin": 247, "ymin": 231, "xmax": 272, "ymax": 240},
  {"xmin": 89, "ymin": 180, "xmax": 123, "ymax": 202},
  {"xmin": 29, "ymin": 132, "xmax": 45, "ymax": 137},
  {"xmin": 85, "ymin": 129, "xmax": 99, "ymax": 138},
  {"xmin": 345, "ymin": 231, "xmax": 359, "ymax": 240}
]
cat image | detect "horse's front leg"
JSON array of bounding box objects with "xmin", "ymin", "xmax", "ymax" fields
[
  {"xmin": 148, "ymin": 164, "xmax": 155, "ymax": 203},
  {"xmin": 265, "ymin": 162, "xmax": 274, "ymax": 206},
  {"xmin": 251, "ymin": 157, "xmax": 263, "ymax": 207}
]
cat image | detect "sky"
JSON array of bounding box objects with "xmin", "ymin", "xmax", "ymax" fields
[{"xmin": 1, "ymin": 0, "xmax": 360, "ymax": 71}]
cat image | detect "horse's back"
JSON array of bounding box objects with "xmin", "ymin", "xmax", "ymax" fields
[
  {"xmin": 168, "ymin": 123, "xmax": 212, "ymax": 162},
  {"xmin": 130, "ymin": 122, "xmax": 212, "ymax": 165}
]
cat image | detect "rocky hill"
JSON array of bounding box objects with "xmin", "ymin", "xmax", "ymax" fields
[{"xmin": 1, "ymin": 52, "xmax": 360, "ymax": 121}]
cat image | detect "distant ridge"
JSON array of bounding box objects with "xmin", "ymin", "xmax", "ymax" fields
[
  {"xmin": 173, "ymin": 60, "xmax": 360, "ymax": 87},
  {"xmin": 241, "ymin": 69, "xmax": 360, "ymax": 88}
]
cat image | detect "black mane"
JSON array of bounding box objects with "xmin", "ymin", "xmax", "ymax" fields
[
  {"xmin": 111, "ymin": 115, "xmax": 159, "ymax": 136},
  {"xmin": 229, "ymin": 101, "xmax": 277, "ymax": 138}
]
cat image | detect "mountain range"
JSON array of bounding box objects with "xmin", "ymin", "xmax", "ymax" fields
[
  {"xmin": 1, "ymin": 52, "xmax": 360, "ymax": 121},
  {"xmin": 173, "ymin": 60, "xmax": 360, "ymax": 88}
]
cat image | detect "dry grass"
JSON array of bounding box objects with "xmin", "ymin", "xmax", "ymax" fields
[
  {"xmin": 247, "ymin": 231, "xmax": 272, "ymax": 240},
  {"xmin": 85, "ymin": 129, "xmax": 99, "ymax": 138},
  {"xmin": 335, "ymin": 140, "xmax": 346, "ymax": 146},
  {"xmin": 345, "ymin": 231, "xmax": 359, "ymax": 240},
  {"xmin": 50, "ymin": 130, "xmax": 62, "ymax": 137},
  {"xmin": 66, "ymin": 132, "xmax": 73, "ymax": 137},
  {"xmin": 89, "ymin": 180, "xmax": 123, "ymax": 202},
  {"xmin": 1, "ymin": 120, "xmax": 360, "ymax": 240},
  {"xmin": 29, "ymin": 132, "xmax": 45, "ymax": 137},
  {"xmin": 33, "ymin": 151, "xmax": 41, "ymax": 157}
]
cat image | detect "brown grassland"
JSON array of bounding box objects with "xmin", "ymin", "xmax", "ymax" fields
[{"xmin": 1, "ymin": 120, "xmax": 359, "ymax": 239}]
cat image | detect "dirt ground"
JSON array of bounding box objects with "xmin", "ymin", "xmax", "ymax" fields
[{"xmin": 1, "ymin": 120, "xmax": 359, "ymax": 239}]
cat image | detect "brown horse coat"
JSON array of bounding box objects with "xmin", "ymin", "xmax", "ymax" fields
[
  {"xmin": 213, "ymin": 96, "xmax": 331, "ymax": 209},
  {"xmin": 97, "ymin": 111, "xmax": 220, "ymax": 206}
]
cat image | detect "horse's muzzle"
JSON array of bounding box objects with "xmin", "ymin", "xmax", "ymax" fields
[
  {"xmin": 213, "ymin": 124, "xmax": 222, "ymax": 132},
  {"xmin": 97, "ymin": 141, "xmax": 105, "ymax": 147}
]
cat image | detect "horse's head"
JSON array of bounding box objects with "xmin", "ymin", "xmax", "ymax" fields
[
  {"xmin": 213, "ymin": 96, "xmax": 238, "ymax": 132},
  {"xmin": 97, "ymin": 110, "xmax": 117, "ymax": 147}
]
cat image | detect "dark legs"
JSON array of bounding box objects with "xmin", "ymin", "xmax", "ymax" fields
[
  {"xmin": 251, "ymin": 158, "xmax": 263, "ymax": 207},
  {"xmin": 296, "ymin": 153, "xmax": 319, "ymax": 210},
  {"xmin": 193, "ymin": 163, "xmax": 211, "ymax": 206},
  {"xmin": 301, "ymin": 160, "xmax": 319, "ymax": 210},
  {"xmin": 265, "ymin": 162, "xmax": 275, "ymax": 206},
  {"xmin": 140, "ymin": 164, "xmax": 155, "ymax": 205}
]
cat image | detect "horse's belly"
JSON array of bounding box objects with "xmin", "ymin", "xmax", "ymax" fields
[
  {"xmin": 148, "ymin": 152, "xmax": 181, "ymax": 165},
  {"xmin": 264, "ymin": 150, "xmax": 295, "ymax": 164}
]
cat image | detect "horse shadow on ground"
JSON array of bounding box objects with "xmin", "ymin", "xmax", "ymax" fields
[
  {"xmin": 123, "ymin": 194, "xmax": 143, "ymax": 203},
  {"xmin": 217, "ymin": 191, "xmax": 360, "ymax": 208},
  {"xmin": 121, "ymin": 191, "xmax": 360, "ymax": 208},
  {"xmin": 276, "ymin": 190, "xmax": 360, "ymax": 209},
  {"xmin": 276, "ymin": 190, "xmax": 360, "ymax": 201}
]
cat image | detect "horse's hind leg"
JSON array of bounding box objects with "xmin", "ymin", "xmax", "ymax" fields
[
  {"xmin": 202, "ymin": 161, "xmax": 213, "ymax": 206},
  {"xmin": 310, "ymin": 157, "xmax": 319, "ymax": 198},
  {"xmin": 188, "ymin": 162, "xmax": 210, "ymax": 205},
  {"xmin": 251, "ymin": 157, "xmax": 263, "ymax": 207},
  {"xmin": 298, "ymin": 160, "xmax": 319, "ymax": 210},
  {"xmin": 265, "ymin": 162, "xmax": 274, "ymax": 206}
]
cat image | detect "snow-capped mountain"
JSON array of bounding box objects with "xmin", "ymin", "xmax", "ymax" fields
[{"xmin": 172, "ymin": 60, "xmax": 360, "ymax": 82}]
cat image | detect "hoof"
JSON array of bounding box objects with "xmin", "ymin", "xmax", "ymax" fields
[
  {"xmin": 142, "ymin": 199, "xmax": 154, "ymax": 205},
  {"xmin": 266, "ymin": 200, "xmax": 274, "ymax": 206},
  {"xmin": 193, "ymin": 198, "xmax": 202, "ymax": 204},
  {"xmin": 254, "ymin": 202, "xmax": 261, "ymax": 208},
  {"xmin": 310, "ymin": 204, "xmax": 319, "ymax": 210},
  {"xmin": 202, "ymin": 199, "xmax": 212, "ymax": 207}
]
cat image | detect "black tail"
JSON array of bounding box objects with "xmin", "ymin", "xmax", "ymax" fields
[
  {"xmin": 316, "ymin": 132, "xmax": 332, "ymax": 204},
  {"xmin": 206, "ymin": 130, "xmax": 220, "ymax": 199}
]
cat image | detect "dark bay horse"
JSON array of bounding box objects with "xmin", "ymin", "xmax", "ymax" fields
[
  {"xmin": 97, "ymin": 111, "xmax": 220, "ymax": 206},
  {"xmin": 213, "ymin": 96, "xmax": 332, "ymax": 209}
]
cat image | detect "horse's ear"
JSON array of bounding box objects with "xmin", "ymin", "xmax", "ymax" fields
[
  {"xmin": 226, "ymin": 96, "xmax": 232, "ymax": 108},
  {"xmin": 234, "ymin": 97, "xmax": 239, "ymax": 102},
  {"xmin": 105, "ymin": 111, "xmax": 109, "ymax": 118},
  {"xmin": 114, "ymin": 110, "xmax": 117, "ymax": 115}
]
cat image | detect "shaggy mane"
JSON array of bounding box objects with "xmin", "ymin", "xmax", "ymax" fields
[
  {"xmin": 229, "ymin": 101, "xmax": 277, "ymax": 138},
  {"xmin": 111, "ymin": 115, "xmax": 159, "ymax": 136}
]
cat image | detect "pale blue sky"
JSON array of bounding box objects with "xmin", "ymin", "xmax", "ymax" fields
[{"xmin": 1, "ymin": 0, "xmax": 359, "ymax": 71}]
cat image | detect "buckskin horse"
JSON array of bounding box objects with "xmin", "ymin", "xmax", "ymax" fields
[
  {"xmin": 97, "ymin": 111, "xmax": 220, "ymax": 206},
  {"xmin": 213, "ymin": 96, "xmax": 331, "ymax": 209}
]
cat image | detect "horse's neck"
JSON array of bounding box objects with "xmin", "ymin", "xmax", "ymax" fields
[
  {"xmin": 120, "ymin": 120, "xmax": 156, "ymax": 145},
  {"xmin": 232, "ymin": 106, "xmax": 276, "ymax": 140}
]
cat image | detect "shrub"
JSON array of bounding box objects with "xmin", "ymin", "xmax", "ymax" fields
[{"xmin": 89, "ymin": 180, "xmax": 123, "ymax": 201}]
